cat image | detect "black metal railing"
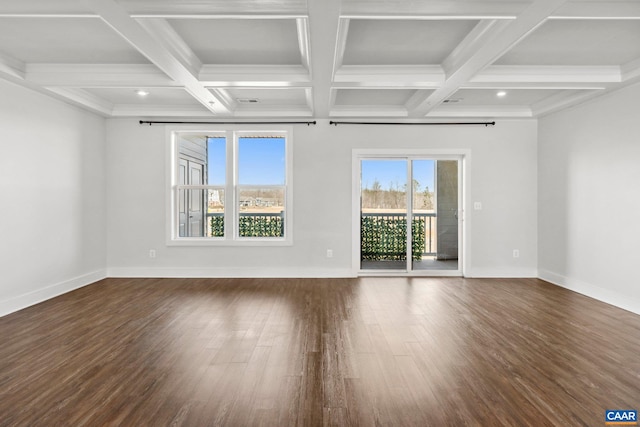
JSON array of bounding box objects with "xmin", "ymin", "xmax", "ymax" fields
[
  {"xmin": 206, "ymin": 212, "xmax": 285, "ymax": 238},
  {"xmin": 361, "ymin": 213, "xmax": 435, "ymax": 260}
]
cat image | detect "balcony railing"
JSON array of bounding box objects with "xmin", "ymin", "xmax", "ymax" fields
[
  {"xmin": 361, "ymin": 213, "xmax": 436, "ymax": 261},
  {"xmin": 207, "ymin": 212, "xmax": 285, "ymax": 237},
  {"xmin": 206, "ymin": 212, "xmax": 435, "ymax": 260}
]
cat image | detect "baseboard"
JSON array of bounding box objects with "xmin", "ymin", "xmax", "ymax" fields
[
  {"xmin": 107, "ymin": 267, "xmax": 357, "ymax": 279},
  {"xmin": 465, "ymin": 267, "xmax": 538, "ymax": 278},
  {"xmin": 0, "ymin": 269, "xmax": 107, "ymax": 317},
  {"xmin": 539, "ymin": 269, "xmax": 640, "ymax": 315}
]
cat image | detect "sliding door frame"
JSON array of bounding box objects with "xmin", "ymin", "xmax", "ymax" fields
[{"xmin": 352, "ymin": 149, "xmax": 471, "ymax": 277}]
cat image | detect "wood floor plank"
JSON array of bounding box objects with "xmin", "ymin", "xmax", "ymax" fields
[{"xmin": 0, "ymin": 277, "xmax": 639, "ymax": 426}]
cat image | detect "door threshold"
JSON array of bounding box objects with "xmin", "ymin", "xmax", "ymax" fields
[{"xmin": 358, "ymin": 270, "xmax": 463, "ymax": 277}]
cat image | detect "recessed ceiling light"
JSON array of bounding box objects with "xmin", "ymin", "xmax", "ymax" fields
[
  {"xmin": 496, "ymin": 91, "xmax": 507, "ymax": 98},
  {"xmin": 136, "ymin": 90, "xmax": 149, "ymax": 97}
]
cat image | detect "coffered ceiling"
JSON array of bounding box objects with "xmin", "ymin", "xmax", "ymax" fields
[{"xmin": 1, "ymin": 0, "xmax": 639, "ymax": 120}]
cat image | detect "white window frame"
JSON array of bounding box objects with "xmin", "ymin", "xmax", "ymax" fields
[
  {"xmin": 166, "ymin": 126, "xmax": 293, "ymax": 246},
  {"xmin": 351, "ymin": 148, "xmax": 470, "ymax": 277}
]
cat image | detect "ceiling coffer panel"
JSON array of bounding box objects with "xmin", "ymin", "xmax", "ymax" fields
[
  {"xmin": 0, "ymin": 0, "xmax": 637, "ymax": 119},
  {"xmin": 342, "ymin": 19, "xmax": 480, "ymax": 65},
  {"xmin": 168, "ymin": 19, "xmax": 302, "ymax": 65}
]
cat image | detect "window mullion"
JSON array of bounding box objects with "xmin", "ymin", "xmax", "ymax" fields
[
  {"xmin": 225, "ymin": 130, "xmax": 235, "ymax": 240},
  {"xmin": 170, "ymin": 127, "xmax": 292, "ymax": 245}
]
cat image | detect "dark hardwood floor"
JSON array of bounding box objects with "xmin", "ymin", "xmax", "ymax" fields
[{"xmin": 1, "ymin": 277, "xmax": 638, "ymax": 426}]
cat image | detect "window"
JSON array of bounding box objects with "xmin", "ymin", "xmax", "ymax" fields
[{"xmin": 169, "ymin": 128, "xmax": 292, "ymax": 245}]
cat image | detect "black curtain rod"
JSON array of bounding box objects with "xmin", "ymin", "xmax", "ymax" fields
[
  {"xmin": 139, "ymin": 120, "xmax": 316, "ymax": 126},
  {"xmin": 329, "ymin": 120, "xmax": 495, "ymax": 127}
]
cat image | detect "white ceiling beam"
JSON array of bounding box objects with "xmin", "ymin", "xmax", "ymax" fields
[
  {"xmin": 233, "ymin": 106, "xmax": 313, "ymax": 118},
  {"xmin": 119, "ymin": 0, "xmax": 308, "ymax": 18},
  {"xmin": 405, "ymin": 89, "xmax": 436, "ymax": 112},
  {"xmin": 0, "ymin": 52, "xmax": 26, "ymax": 80},
  {"xmin": 442, "ymin": 20, "xmax": 512, "ymax": 77},
  {"xmin": 472, "ymin": 65, "xmax": 621, "ymax": 83},
  {"xmin": 341, "ymin": 0, "xmax": 524, "ymax": 19},
  {"xmin": 44, "ymin": 87, "xmax": 114, "ymax": 116},
  {"xmin": 0, "ymin": 0, "xmax": 306, "ymax": 18},
  {"xmin": 331, "ymin": 105, "xmax": 408, "ymax": 117},
  {"xmin": 332, "ymin": 18, "xmax": 350, "ymax": 75},
  {"xmin": 208, "ymin": 88, "xmax": 237, "ymax": 111},
  {"xmin": 25, "ymin": 64, "xmax": 175, "ymax": 87},
  {"xmin": 296, "ymin": 18, "xmax": 311, "ymax": 72},
  {"xmin": 5, "ymin": 1, "xmax": 639, "ymax": 20},
  {"xmin": 462, "ymin": 82, "xmax": 606, "ymax": 90},
  {"xmin": 0, "ymin": 0, "xmax": 91, "ymax": 16},
  {"xmin": 0, "ymin": 13, "xmax": 306, "ymax": 19},
  {"xmin": 409, "ymin": 0, "xmax": 570, "ymax": 117},
  {"xmin": 304, "ymin": 87, "xmax": 314, "ymax": 112},
  {"xmin": 308, "ymin": 0, "xmax": 341, "ymax": 118},
  {"xmin": 535, "ymin": 71, "xmax": 640, "ymax": 117},
  {"xmin": 199, "ymin": 65, "xmax": 310, "ymax": 87},
  {"xmin": 135, "ymin": 18, "xmax": 202, "ymax": 78},
  {"xmin": 111, "ymin": 104, "xmax": 210, "ymax": 117},
  {"xmin": 551, "ymin": 1, "xmax": 640, "ymax": 19},
  {"xmin": 427, "ymin": 105, "xmax": 533, "ymax": 118},
  {"xmin": 82, "ymin": 0, "xmax": 230, "ymax": 115},
  {"xmin": 334, "ymin": 65, "xmax": 444, "ymax": 88},
  {"xmin": 622, "ymin": 58, "xmax": 640, "ymax": 82},
  {"xmin": 532, "ymin": 89, "xmax": 603, "ymax": 116}
]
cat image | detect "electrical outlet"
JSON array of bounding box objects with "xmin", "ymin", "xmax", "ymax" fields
[
  {"xmin": 326, "ymin": 249, "xmax": 333, "ymax": 258},
  {"xmin": 474, "ymin": 202, "xmax": 482, "ymax": 210},
  {"xmin": 513, "ymin": 249, "xmax": 519, "ymax": 258},
  {"xmin": 149, "ymin": 249, "xmax": 156, "ymax": 258}
]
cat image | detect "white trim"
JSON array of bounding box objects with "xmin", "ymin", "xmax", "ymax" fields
[
  {"xmin": 0, "ymin": 269, "xmax": 107, "ymax": 317},
  {"xmin": 199, "ymin": 64, "xmax": 311, "ymax": 86},
  {"xmin": 135, "ymin": 17, "xmax": 203, "ymax": 77},
  {"xmin": 358, "ymin": 270, "xmax": 462, "ymax": 278},
  {"xmin": 0, "ymin": 52, "xmax": 26, "ymax": 80},
  {"xmin": 409, "ymin": 0, "xmax": 569, "ymax": 117},
  {"xmin": 334, "ymin": 64, "xmax": 444, "ymax": 87},
  {"xmin": 352, "ymin": 149, "xmax": 470, "ymax": 277},
  {"xmin": 466, "ymin": 268, "xmax": 538, "ymax": 278},
  {"xmin": 333, "ymin": 18, "xmax": 350, "ymax": 76},
  {"xmin": 44, "ymin": 87, "xmax": 114, "ymax": 116},
  {"xmin": 472, "ymin": 65, "xmax": 621, "ymax": 84},
  {"xmin": 427, "ymin": 105, "xmax": 533, "ymax": 118},
  {"xmin": 107, "ymin": 267, "xmax": 356, "ymax": 278},
  {"xmin": 539, "ymin": 269, "xmax": 640, "ymax": 316},
  {"xmin": 166, "ymin": 126, "xmax": 293, "ymax": 246},
  {"xmin": 86, "ymin": 0, "xmax": 227, "ymax": 115},
  {"xmin": 296, "ymin": 17, "xmax": 311, "ymax": 72},
  {"xmin": 340, "ymin": 1, "xmax": 522, "ymax": 19}
]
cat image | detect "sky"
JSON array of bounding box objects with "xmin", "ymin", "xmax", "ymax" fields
[
  {"xmin": 207, "ymin": 137, "xmax": 285, "ymax": 185},
  {"xmin": 207, "ymin": 137, "xmax": 434, "ymax": 191},
  {"xmin": 361, "ymin": 159, "xmax": 435, "ymax": 193}
]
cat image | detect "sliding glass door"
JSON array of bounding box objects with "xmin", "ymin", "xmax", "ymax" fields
[
  {"xmin": 359, "ymin": 156, "xmax": 461, "ymax": 274},
  {"xmin": 360, "ymin": 160, "xmax": 408, "ymax": 271}
]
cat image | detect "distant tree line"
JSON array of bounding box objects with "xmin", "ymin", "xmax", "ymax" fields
[{"xmin": 362, "ymin": 179, "xmax": 433, "ymax": 210}]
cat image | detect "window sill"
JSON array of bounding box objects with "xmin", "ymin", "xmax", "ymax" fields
[{"xmin": 167, "ymin": 237, "xmax": 293, "ymax": 247}]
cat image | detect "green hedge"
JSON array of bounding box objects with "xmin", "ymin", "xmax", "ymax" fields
[
  {"xmin": 239, "ymin": 215, "xmax": 284, "ymax": 237},
  {"xmin": 361, "ymin": 216, "xmax": 425, "ymax": 261},
  {"xmin": 210, "ymin": 216, "xmax": 224, "ymax": 237},
  {"xmin": 209, "ymin": 215, "xmax": 284, "ymax": 237}
]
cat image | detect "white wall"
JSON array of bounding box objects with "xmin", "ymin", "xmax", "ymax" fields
[
  {"xmin": 539, "ymin": 82, "xmax": 640, "ymax": 314},
  {"xmin": 106, "ymin": 118, "xmax": 538, "ymax": 278},
  {"xmin": 0, "ymin": 80, "xmax": 107, "ymax": 316}
]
